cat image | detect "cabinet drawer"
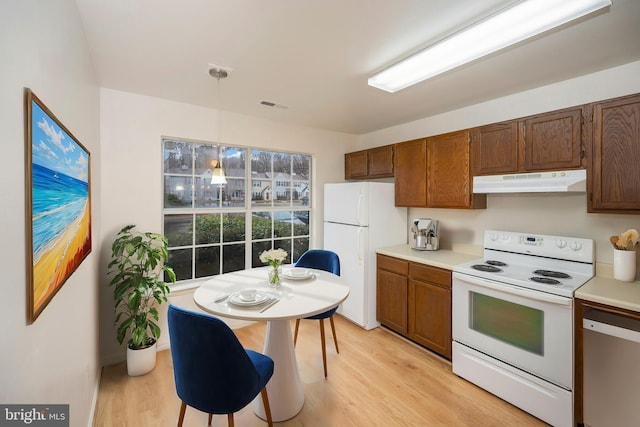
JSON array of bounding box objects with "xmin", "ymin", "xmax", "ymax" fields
[
  {"xmin": 409, "ymin": 263, "xmax": 451, "ymax": 289},
  {"xmin": 377, "ymin": 254, "xmax": 408, "ymax": 276}
]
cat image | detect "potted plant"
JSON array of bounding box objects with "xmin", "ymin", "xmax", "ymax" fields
[{"xmin": 108, "ymin": 224, "xmax": 176, "ymax": 376}]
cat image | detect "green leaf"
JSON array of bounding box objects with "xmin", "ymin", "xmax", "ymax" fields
[
  {"xmin": 149, "ymin": 322, "xmax": 161, "ymax": 339},
  {"xmin": 127, "ymin": 291, "xmax": 141, "ymax": 310}
]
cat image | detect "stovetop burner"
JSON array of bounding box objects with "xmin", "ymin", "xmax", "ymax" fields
[
  {"xmin": 533, "ymin": 269, "xmax": 571, "ymax": 279},
  {"xmin": 453, "ymin": 230, "xmax": 594, "ymax": 298},
  {"xmin": 471, "ymin": 264, "xmax": 503, "ymax": 273},
  {"xmin": 530, "ymin": 276, "xmax": 562, "ymax": 285}
]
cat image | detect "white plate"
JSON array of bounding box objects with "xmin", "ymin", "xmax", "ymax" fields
[
  {"xmin": 228, "ymin": 291, "xmax": 271, "ymax": 307},
  {"xmin": 283, "ymin": 268, "xmax": 315, "ymax": 280}
]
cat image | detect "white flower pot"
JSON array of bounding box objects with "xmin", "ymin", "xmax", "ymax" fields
[
  {"xmin": 126, "ymin": 340, "xmax": 157, "ymax": 376},
  {"xmin": 613, "ymin": 249, "xmax": 637, "ymax": 282}
]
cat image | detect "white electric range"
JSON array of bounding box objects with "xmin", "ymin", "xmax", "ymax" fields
[{"xmin": 452, "ymin": 230, "xmax": 594, "ymax": 427}]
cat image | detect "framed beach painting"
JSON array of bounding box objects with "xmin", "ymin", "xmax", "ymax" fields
[{"xmin": 25, "ymin": 89, "xmax": 91, "ymax": 323}]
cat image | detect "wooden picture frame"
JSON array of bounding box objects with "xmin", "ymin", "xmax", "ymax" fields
[{"xmin": 25, "ymin": 88, "xmax": 92, "ymax": 323}]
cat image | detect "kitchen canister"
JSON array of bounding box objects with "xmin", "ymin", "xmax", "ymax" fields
[{"xmin": 613, "ymin": 248, "xmax": 637, "ymax": 282}]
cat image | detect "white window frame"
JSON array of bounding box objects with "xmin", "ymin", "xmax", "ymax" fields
[{"xmin": 162, "ymin": 137, "xmax": 312, "ymax": 285}]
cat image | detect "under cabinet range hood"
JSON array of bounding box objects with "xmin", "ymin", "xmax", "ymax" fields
[{"xmin": 473, "ymin": 169, "xmax": 587, "ymax": 194}]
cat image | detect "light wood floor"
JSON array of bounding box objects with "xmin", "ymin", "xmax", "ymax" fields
[{"xmin": 93, "ymin": 315, "xmax": 548, "ymax": 426}]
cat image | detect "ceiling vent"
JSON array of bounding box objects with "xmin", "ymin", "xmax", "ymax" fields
[{"xmin": 260, "ymin": 100, "xmax": 288, "ymax": 109}]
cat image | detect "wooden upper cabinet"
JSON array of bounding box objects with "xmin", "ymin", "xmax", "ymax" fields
[
  {"xmin": 367, "ymin": 145, "xmax": 394, "ymax": 177},
  {"xmin": 589, "ymin": 93, "xmax": 640, "ymax": 214},
  {"xmin": 427, "ymin": 130, "xmax": 486, "ymax": 209},
  {"xmin": 344, "ymin": 145, "xmax": 393, "ymax": 180},
  {"xmin": 394, "ymin": 139, "xmax": 427, "ymax": 206},
  {"xmin": 344, "ymin": 150, "xmax": 368, "ymax": 179},
  {"xmin": 521, "ymin": 107, "xmax": 584, "ymax": 171},
  {"xmin": 472, "ymin": 121, "xmax": 519, "ymax": 175},
  {"xmin": 472, "ymin": 107, "xmax": 586, "ymax": 175}
]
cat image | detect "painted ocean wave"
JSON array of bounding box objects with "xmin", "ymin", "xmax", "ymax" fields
[{"xmin": 32, "ymin": 163, "xmax": 89, "ymax": 258}]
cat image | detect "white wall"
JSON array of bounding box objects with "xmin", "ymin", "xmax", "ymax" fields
[
  {"xmin": 98, "ymin": 88, "xmax": 356, "ymax": 364},
  {"xmin": 0, "ymin": 1, "xmax": 100, "ymax": 426},
  {"xmin": 359, "ymin": 61, "xmax": 640, "ymax": 270}
]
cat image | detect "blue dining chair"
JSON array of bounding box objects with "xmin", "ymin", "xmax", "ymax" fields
[
  {"xmin": 293, "ymin": 249, "xmax": 341, "ymax": 378},
  {"xmin": 167, "ymin": 304, "xmax": 274, "ymax": 427}
]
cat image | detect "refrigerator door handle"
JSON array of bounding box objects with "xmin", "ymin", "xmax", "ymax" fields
[
  {"xmin": 357, "ymin": 227, "xmax": 364, "ymax": 265},
  {"xmin": 356, "ymin": 193, "xmax": 364, "ymax": 225}
]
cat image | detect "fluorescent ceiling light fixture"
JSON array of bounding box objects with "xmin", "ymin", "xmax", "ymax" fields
[{"xmin": 368, "ymin": 0, "xmax": 612, "ymax": 93}]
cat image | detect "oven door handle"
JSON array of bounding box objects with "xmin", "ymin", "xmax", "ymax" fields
[{"xmin": 453, "ymin": 273, "xmax": 572, "ymax": 307}]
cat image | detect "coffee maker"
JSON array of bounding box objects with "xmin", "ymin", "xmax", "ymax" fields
[{"xmin": 411, "ymin": 218, "xmax": 439, "ymax": 251}]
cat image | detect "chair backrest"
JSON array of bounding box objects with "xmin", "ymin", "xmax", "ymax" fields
[
  {"xmin": 295, "ymin": 249, "xmax": 340, "ymax": 276},
  {"xmin": 167, "ymin": 304, "xmax": 262, "ymax": 414}
]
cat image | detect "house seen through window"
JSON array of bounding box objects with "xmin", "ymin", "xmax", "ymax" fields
[{"xmin": 162, "ymin": 138, "xmax": 311, "ymax": 284}]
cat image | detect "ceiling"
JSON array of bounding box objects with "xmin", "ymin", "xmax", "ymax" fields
[{"xmin": 75, "ymin": 0, "xmax": 640, "ymax": 135}]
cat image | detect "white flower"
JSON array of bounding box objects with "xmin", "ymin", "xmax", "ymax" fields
[{"xmin": 259, "ymin": 248, "xmax": 288, "ymax": 265}]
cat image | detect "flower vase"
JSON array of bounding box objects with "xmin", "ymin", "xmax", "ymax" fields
[{"xmin": 269, "ymin": 265, "xmax": 282, "ymax": 287}]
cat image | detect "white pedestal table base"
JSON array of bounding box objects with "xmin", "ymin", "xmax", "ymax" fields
[{"xmin": 252, "ymin": 319, "xmax": 304, "ymax": 421}]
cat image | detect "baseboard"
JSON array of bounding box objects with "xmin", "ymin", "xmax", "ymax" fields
[{"xmin": 87, "ymin": 368, "xmax": 101, "ymax": 427}]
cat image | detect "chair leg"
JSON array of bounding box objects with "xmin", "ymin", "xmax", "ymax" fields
[
  {"xmin": 319, "ymin": 318, "xmax": 328, "ymax": 378},
  {"xmin": 208, "ymin": 413, "xmax": 212, "ymax": 425},
  {"xmin": 177, "ymin": 401, "xmax": 187, "ymax": 427},
  {"xmin": 261, "ymin": 387, "xmax": 274, "ymax": 427},
  {"xmin": 294, "ymin": 318, "xmax": 301, "ymax": 346},
  {"xmin": 329, "ymin": 315, "xmax": 339, "ymax": 353},
  {"xmin": 227, "ymin": 413, "xmax": 234, "ymax": 427}
]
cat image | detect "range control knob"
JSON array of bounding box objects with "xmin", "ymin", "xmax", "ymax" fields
[
  {"xmin": 490, "ymin": 233, "xmax": 498, "ymax": 241},
  {"xmin": 556, "ymin": 239, "xmax": 567, "ymax": 249},
  {"xmin": 570, "ymin": 241, "xmax": 583, "ymax": 251}
]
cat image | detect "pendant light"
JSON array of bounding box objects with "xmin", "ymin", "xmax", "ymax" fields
[{"xmin": 209, "ymin": 67, "xmax": 228, "ymax": 184}]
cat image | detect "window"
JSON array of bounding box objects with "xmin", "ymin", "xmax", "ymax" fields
[{"xmin": 162, "ymin": 138, "xmax": 311, "ymax": 284}]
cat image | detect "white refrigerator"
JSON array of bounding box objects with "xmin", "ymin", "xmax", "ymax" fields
[{"xmin": 323, "ymin": 182, "xmax": 407, "ymax": 330}]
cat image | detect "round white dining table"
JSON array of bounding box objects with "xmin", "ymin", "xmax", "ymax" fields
[{"xmin": 193, "ymin": 266, "xmax": 349, "ymax": 422}]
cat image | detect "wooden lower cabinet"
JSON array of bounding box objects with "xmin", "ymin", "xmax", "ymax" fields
[
  {"xmin": 376, "ymin": 255, "xmax": 408, "ymax": 334},
  {"xmin": 377, "ymin": 254, "xmax": 452, "ymax": 359},
  {"xmin": 408, "ymin": 263, "xmax": 452, "ymax": 358}
]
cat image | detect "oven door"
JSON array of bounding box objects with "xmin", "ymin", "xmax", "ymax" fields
[{"xmin": 452, "ymin": 272, "xmax": 573, "ymax": 389}]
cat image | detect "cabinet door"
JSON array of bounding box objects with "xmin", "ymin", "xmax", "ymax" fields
[
  {"xmin": 521, "ymin": 107, "xmax": 584, "ymax": 171},
  {"xmin": 409, "ymin": 279, "xmax": 452, "ymax": 358},
  {"xmin": 344, "ymin": 151, "xmax": 368, "ymax": 179},
  {"xmin": 408, "ymin": 263, "xmax": 452, "ymax": 359},
  {"xmin": 472, "ymin": 121, "xmax": 519, "ymax": 175},
  {"xmin": 367, "ymin": 145, "xmax": 394, "ymax": 178},
  {"xmin": 589, "ymin": 94, "xmax": 640, "ymax": 213},
  {"xmin": 394, "ymin": 139, "xmax": 427, "ymax": 206},
  {"xmin": 427, "ymin": 130, "xmax": 486, "ymax": 209},
  {"xmin": 377, "ymin": 268, "xmax": 408, "ymax": 334}
]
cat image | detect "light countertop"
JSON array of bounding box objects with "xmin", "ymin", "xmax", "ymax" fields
[
  {"xmin": 376, "ymin": 244, "xmax": 481, "ymax": 270},
  {"xmin": 576, "ymin": 276, "xmax": 640, "ymax": 313}
]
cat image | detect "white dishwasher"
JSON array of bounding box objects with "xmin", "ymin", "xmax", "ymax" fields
[{"xmin": 583, "ymin": 308, "xmax": 640, "ymax": 427}]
